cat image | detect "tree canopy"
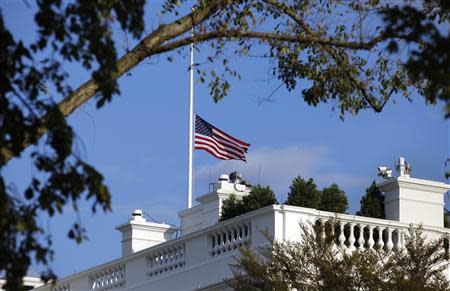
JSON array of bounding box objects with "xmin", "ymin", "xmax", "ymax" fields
[
  {"xmin": 1, "ymin": 0, "xmax": 449, "ymax": 288},
  {"xmin": 357, "ymin": 181, "xmax": 385, "ymax": 219},
  {"xmin": 220, "ymin": 185, "xmax": 277, "ymax": 221},
  {"xmin": 319, "ymin": 183, "xmax": 348, "ymax": 213},
  {"xmin": 285, "ymin": 176, "xmax": 322, "ymax": 208}
]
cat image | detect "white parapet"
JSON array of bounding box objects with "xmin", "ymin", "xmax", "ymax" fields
[
  {"xmin": 378, "ymin": 175, "xmax": 450, "ymax": 228},
  {"xmin": 116, "ymin": 209, "xmax": 177, "ymax": 257}
]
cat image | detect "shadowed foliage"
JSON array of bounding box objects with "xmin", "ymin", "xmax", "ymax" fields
[
  {"xmin": 220, "ymin": 185, "xmax": 277, "ymax": 221},
  {"xmin": 319, "ymin": 183, "xmax": 348, "ymax": 214},
  {"xmin": 357, "ymin": 181, "xmax": 385, "ymax": 219},
  {"xmin": 285, "ymin": 177, "xmax": 322, "ymax": 209},
  {"xmin": 229, "ymin": 224, "xmax": 450, "ymax": 291}
]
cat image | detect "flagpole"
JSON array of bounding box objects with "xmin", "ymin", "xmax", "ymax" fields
[{"xmin": 187, "ymin": 23, "xmax": 194, "ymax": 209}]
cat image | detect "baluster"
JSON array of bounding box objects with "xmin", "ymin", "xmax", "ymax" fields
[
  {"xmin": 170, "ymin": 248, "xmax": 175, "ymax": 267},
  {"xmin": 395, "ymin": 229, "xmax": 403, "ymax": 250},
  {"xmin": 174, "ymin": 247, "xmax": 179, "ymax": 265},
  {"xmin": 177, "ymin": 246, "xmax": 182, "ymax": 266},
  {"xmin": 232, "ymin": 227, "xmax": 237, "ymax": 248},
  {"xmin": 212, "ymin": 234, "xmax": 218, "ymax": 255},
  {"xmin": 357, "ymin": 224, "xmax": 365, "ymax": 250},
  {"xmin": 348, "ymin": 223, "xmax": 356, "ymax": 249},
  {"xmin": 226, "ymin": 228, "xmax": 232, "ymax": 250},
  {"xmin": 386, "ymin": 228, "xmax": 394, "ymax": 251},
  {"xmin": 218, "ymin": 232, "xmax": 223, "ymax": 252},
  {"xmin": 367, "ymin": 226, "xmax": 375, "ymax": 249},
  {"xmin": 338, "ymin": 222, "xmax": 346, "ymax": 246},
  {"xmin": 222, "ymin": 231, "xmax": 227, "ymax": 252},
  {"xmin": 376, "ymin": 227, "xmax": 384, "ymax": 249}
]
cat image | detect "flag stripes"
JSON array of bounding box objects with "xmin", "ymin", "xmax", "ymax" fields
[{"xmin": 194, "ymin": 115, "xmax": 250, "ymax": 161}]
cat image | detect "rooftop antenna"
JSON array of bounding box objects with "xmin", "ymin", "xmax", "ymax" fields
[{"xmin": 143, "ymin": 211, "xmax": 162, "ymax": 224}]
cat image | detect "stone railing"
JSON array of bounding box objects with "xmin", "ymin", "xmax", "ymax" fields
[
  {"xmin": 89, "ymin": 264, "xmax": 125, "ymax": 291},
  {"xmin": 209, "ymin": 221, "xmax": 251, "ymax": 256},
  {"xmin": 304, "ymin": 206, "xmax": 450, "ymax": 254},
  {"xmin": 146, "ymin": 243, "xmax": 185, "ymax": 277},
  {"xmin": 315, "ymin": 219, "xmax": 406, "ymax": 251}
]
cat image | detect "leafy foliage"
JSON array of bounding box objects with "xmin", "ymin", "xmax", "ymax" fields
[
  {"xmin": 0, "ymin": 1, "xmax": 144, "ymax": 289},
  {"xmin": 285, "ymin": 177, "xmax": 322, "ymax": 209},
  {"xmin": 220, "ymin": 194, "xmax": 246, "ymax": 222},
  {"xmin": 357, "ymin": 181, "xmax": 385, "ymax": 219},
  {"xmin": 220, "ymin": 185, "xmax": 277, "ymax": 221},
  {"xmin": 319, "ymin": 183, "xmax": 348, "ymax": 213},
  {"xmin": 230, "ymin": 224, "xmax": 450, "ymax": 290}
]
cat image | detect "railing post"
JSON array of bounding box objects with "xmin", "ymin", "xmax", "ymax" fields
[
  {"xmin": 338, "ymin": 222, "xmax": 346, "ymax": 246},
  {"xmin": 357, "ymin": 224, "xmax": 365, "ymax": 250},
  {"xmin": 348, "ymin": 223, "xmax": 356, "ymax": 250},
  {"xmin": 367, "ymin": 226, "xmax": 375, "ymax": 249},
  {"xmin": 386, "ymin": 228, "xmax": 394, "ymax": 251},
  {"xmin": 376, "ymin": 226, "xmax": 385, "ymax": 250}
]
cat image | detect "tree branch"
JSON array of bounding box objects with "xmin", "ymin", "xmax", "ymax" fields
[
  {"xmin": 0, "ymin": 0, "xmax": 425, "ymax": 163},
  {"xmin": 0, "ymin": 0, "xmax": 226, "ymax": 164}
]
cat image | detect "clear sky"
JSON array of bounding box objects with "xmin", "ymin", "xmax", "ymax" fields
[{"xmin": 2, "ymin": 0, "xmax": 449, "ymax": 278}]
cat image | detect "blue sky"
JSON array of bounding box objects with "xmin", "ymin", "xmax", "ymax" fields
[{"xmin": 2, "ymin": 0, "xmax": 449, "ymax": 277}]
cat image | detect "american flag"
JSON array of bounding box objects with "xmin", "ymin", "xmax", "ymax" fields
[{"xmin": 195, "ymin": 115, "xmax": 250, "ymax": 162}]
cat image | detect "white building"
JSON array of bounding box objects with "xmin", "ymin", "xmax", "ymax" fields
[{"xmin": 31, "ymin": 157, "xmax": 450, "ymax": 291}]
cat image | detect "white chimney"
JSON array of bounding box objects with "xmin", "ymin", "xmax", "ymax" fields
[
  {"xmin": 116, "ymin": 209, "xmax": 177, "ymax": 257},
  {"xmin": 178, "ymin": 172, "xmax": 252, "ymax": 235},
  {"xmin": 378, "ymin": 157, "xmax": 450, "ymax": 228}
]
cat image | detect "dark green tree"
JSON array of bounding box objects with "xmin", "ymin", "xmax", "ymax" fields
[
  {"xmin": 220, "ymin": 185, "xmax": 277, "ymax": 221},
  {"xmin": 319, "ymin": 183, "xmax": 348, "ymax": 213},
  {"xmin": 285, "ymin": 177, "xmax": 322, "ymax": 209},
  {"xmin": 241, "ymin": 185, "xmax": 277, "ymax": 212},
  {"xmin": 230, "ymin": 225, "xmax": 450, "ymax": 290},
  {"xmin": 357, "ymin": 181, "xmax": 385, "ymax": 219},
  {"xmin": 220, "ymin": 194, "xmax": 245, "ymax": 222}
]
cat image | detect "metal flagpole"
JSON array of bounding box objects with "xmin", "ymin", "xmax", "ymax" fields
[{"xmin": 187, "ymin": 24, "xmax": 194, "ymax": 209}]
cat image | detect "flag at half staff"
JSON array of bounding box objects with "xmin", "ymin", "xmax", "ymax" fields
[{"xmin": 195, "ymin": 115, "xmax": 250, "ymax": 162}]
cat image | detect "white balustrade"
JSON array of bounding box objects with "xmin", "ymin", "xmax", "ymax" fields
[
  {"xmin": 146, "ymin": 244, "xmax": 185, "ymax": 277},
  {"xmin": 210, "ymin": 222, "xmax": 250, "ymax": 256},
  {"xmin": 89, "ymin": 264, "xmax": 125, "ymax": 291},
  {"xmin": 318, "ymin": 219, "xmax": 423, "ymax": 252}
]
